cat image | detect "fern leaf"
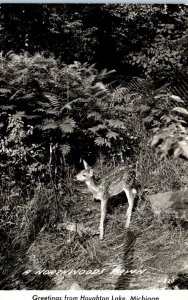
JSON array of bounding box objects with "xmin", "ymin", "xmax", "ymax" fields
[
  {"xmin": 89, "ymin": 124, "xmax": 107, "ymax": 133},
  {"xmin": 106, "ymin": 131, "xmax": 119, "ymax": 140},
  {"xmin": 100, "ymin": 68, "xmax": 116, "ymax": 77},
  {"xmin": 108, "ymin": 119, "xmax": 125, "ymax": 129},
  {"xmin": 172, "ymin": 107, "xmax": 188, "ymax": 116},
  {"xmin": 87, "ymin": 112, "xmax": 101, "ymax": 121},
  {"xmin": 139, "ymin": 105, "xmax": 150, "ymax": 113},
  {"xmin": 94, "ymin": 137, "xmax": 106, "ymax": 146},
  {"xmin": 59, "ymin": 117, "xmax": 76, "ymax": 133},
  {"xmin": 14, "ymin": 111, "xmax": 25, "ymax": 120},
  {"xmin": 44, "ymin": 94, "xmax": 60, "ymax": 108},
  {"xmin": 37, "ymin": 101, "xmax": 51, "ymax": 109},
  {"xmin": 60, "ymin": 144, "xmax": 71, "ymax": 156},
  {"xmin": 63, "ymin": 103, "xmax": 72, "ymax": 110},
  {"xmin": 143, "ymin": 116, "xmax": 153, "ymax": 123},
  {"xmin": 42, "ymin": 120, "xmax": 58, "ymax": 130},
  {"xmin": 0, "ymin": 88, "xmax": 11, "ymax": 95},
  {"xmin": 170, "ymin": 95, "xmax": 184, "ymax": 103},
  {"xmin": 21, "ymin": 93, "xmax": 35, "ymax": 100},
  {"xmin": 33, "ymin": 108, "xmax": 46, "ymax": 114},
  {"xmin": 0, "ymin": 105, "xmax": 15, "ymax": 111}
]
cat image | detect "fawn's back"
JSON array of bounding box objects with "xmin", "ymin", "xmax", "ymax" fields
[
  {"xmin": 76, "ymin": 163, "xmax": 136, "ymax": 199},
  {"xmin": 100, "ymin": 166, "xmax": 135, "ymax": 190},
  {"xmin": 100, "ymin": 166, "xmax": 136, "ymax": 196}
]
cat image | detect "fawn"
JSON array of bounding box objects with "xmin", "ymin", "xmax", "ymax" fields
[{"xmin": 76, "ymin": 160, "xmax": 137, "ymax": 240}]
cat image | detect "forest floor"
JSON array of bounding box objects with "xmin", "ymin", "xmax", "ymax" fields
[
  {"xmin": 1, "ymin": 156, "xmax": 188, "ymax": 290},
  {"xmin": 1, "ymin": 186, "xmax": 188, "ymax": 290}
]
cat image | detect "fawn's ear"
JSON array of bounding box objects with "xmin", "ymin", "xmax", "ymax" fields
[{"xmin": 83, "ymin": 159, "xmax": 88, "ymax": 169}]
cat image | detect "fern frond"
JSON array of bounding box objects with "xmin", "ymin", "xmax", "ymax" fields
[
  {"xmin": 59, "ymin": 117, "xmax": 76, "ymax": 133},
  {"xmin": 0, "ymin": 88, "xmax": 11, "ymax": 95},
  {"xmin": 44, "ymin": 94, "xmax": 61, "ymax": 109},
  {"xmin": 60, "ymin": 144, "xmax": 71, "ymax": 156},
  {"xmin": 88, "ymin": 124, "xmax": 107, "ymax": 134},
  {"xmin": 0, "ymin": 105, "xmax": 15, "ymax": 111},
  {"xmin": 107, "ymin": 119, "xmax": 125, "ymax": 129},
  {"xmin": 87, "ymin": 112, "xmax": 101, "ymax": 120},
  {"xmin": 94, "ymin": 137, "xmax": 106, "ymax": 146},
  {"xmin": 42, "ymin": 119, "xmax": 58, "ymax": 130},
  {"xmin": 106, "ymin": 131, "xmax": 119, "ymax": 140}
]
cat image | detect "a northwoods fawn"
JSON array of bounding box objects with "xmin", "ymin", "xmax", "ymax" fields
[{"xmin": 76, "ymin": 160, "xmax": 137, "ymax": 240}]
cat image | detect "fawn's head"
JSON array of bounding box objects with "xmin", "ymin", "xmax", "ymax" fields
[{"xmin": 76, "ymin": 160, "xmax": 94, "ymax": 182}]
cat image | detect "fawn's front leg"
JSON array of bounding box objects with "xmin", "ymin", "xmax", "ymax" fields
[
  {"xmin": 124, "ymin": 188, "xmax": 135, "ymax": 228},
  {"xmin": 99, "ymin": 198, "xmax": 108, "ymax": 240}
]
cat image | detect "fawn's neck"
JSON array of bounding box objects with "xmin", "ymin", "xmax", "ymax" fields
[{"xmin": 85, "ymin": 177, "xmax": 100, "ymax": 197}]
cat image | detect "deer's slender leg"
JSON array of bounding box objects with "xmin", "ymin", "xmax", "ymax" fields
[
  {"xmin": 99, "ymin": 198, "xmax": 108, "ymax": 240},
  {"xmin": 124, "ymin": 188, "xmax": 135, "ymax": 228}
]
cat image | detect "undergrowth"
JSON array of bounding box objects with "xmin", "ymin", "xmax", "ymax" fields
[
  {"xmin": 136, "ymin": 139, "xmax": 188, "ymax": 194},
  {"xmin": 1, "ymin": 156, "xmax": 188, "ymax": 289},
  {"xmin": 6, "ymin": 197, "xmax": 187, "ymax": 290}
]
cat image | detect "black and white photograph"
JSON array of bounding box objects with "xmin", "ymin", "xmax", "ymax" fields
[{"xmin": 0, "ymin": 3, "xmax": 188, "ymax": 291}]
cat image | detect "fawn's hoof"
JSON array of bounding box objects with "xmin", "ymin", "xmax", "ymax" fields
[
  {"xmin": 99, "ymin": 231, "xmax": 104, "ymax": 240},
  {"xmin": 99, "ymin": 230, "xmax": 104, "ymax": 240}
]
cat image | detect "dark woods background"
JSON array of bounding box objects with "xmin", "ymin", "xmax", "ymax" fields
[{"xmin": 1, "ymin": 4, "xmax": 187, "ymax": 76}]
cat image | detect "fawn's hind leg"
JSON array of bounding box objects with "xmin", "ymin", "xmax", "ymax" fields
[{"xmin": 124, "ymin": 188, "xmax": 135, "ymax": 228}]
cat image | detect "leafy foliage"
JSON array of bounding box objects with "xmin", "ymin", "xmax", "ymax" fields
[
  {"xmin": 142, "ymin": 90, "xmax": 188, "ymax": 160},
  {"xmin": 0, "ymin": 52, "xmax": 142, "ymax": 190},
  {"xmin": 151, "ymin": 102, "xmax": 188, "ymax": 160},
  {"xmin": 1, "ymin": 4, "xmax": 187, "ymax": 80},
  {"xmin": 125, "ymin": 6, "xmax": 187, "ymax": 79}
]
